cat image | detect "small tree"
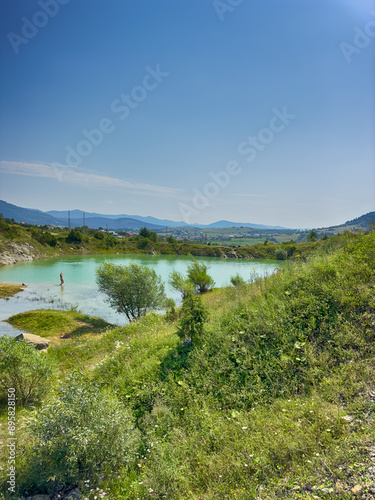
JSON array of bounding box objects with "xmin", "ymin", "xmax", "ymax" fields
[
  {"xmin": 96, "ymin": 262, "xmax": 166, "ymax": 322},
  {"xmin": 169, "ymin": 270, "xmax": 195, "ymax": 299},
  {"xmin": 187, "ymin": 257, "xmax": 215, "ymax": 293}
]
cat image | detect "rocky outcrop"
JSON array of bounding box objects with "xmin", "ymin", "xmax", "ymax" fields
[
  {"xmin": 16, "ymin": 333, "xmax": 50, "ymax": 350},
  {"xmin": 0, "ymin": 242, "xmax": 40, "ymax": 266}
]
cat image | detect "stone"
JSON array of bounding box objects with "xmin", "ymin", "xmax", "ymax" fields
[
  {"xmin": 63, "ymin": 489, "xmax": 81, "ymax": 500},
  {"xmin": 16, "ymin": 333, "xmax": 50, "ymax": 350}
]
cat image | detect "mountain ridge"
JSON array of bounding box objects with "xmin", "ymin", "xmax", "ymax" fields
[{"xmin": 0, "ymin": 200, "xmax": 287, "ymax": 230}]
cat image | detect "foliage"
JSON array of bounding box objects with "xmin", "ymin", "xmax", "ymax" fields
[
  {"xmin": 307, "ymin": 229, "xmax": 318, "ymax": 241},
  {"xmin": 21, "ymin": 372, "xmax": 140, "ymax": 493},
  {"xmin": 31, "ymin": 228, "xmax": 57, "ymax": 247},
  {"xmin": 168, "ymin": 269, "xmax": 195, "ymax": 298},
  {"xmin": 177, "ymin": 293, "xmax": 208, "ymax": 343},
  {"xmin": 164, "ymin": 298, "xmax": 178, "ymax": 322},
  {"xmin": 275, "ymin": 247, "xmax": 288, "ymax": 260},
  {"xmin": 186, "ymin": 257, "xmax": 215, "ymax": 293},
  {"xmin": 0, "ymin": 337, "xmax": 56, "ymax": 406},
  {"xmin": 139, "ymin": 227, "xmax": 158, "ymax": 242},
  {"xmin": 230, "ymin": 273, "xmax": 246, "ymax": 286},
  {"xmin": 96, "ymin": 262, "xmax": 166, "ymax": 322},
  {"xmin": 65, "ymin": 229, "xmax": 83, "ymax": 244}
]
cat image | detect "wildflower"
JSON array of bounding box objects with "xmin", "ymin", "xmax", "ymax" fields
[{"xmin": 242, "ymin": 426, "xmax": 248, "ymax": 430}]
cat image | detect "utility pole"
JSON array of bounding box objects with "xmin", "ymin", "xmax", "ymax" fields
[
  {"xmin": 68, "ymin": 210, "xmax": 71, "ymax": 229},
  {"xmin": 83, "ymin": 212, "xmax": 85, "ymax": 234}
]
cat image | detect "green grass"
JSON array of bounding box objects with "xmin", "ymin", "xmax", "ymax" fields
[
  {"xmin": 0, "ymin": 282, "xmax": 25, "ymax": 298},
  {"xmin": 1, "ymin": 231, "xmax": 375, "ymax": 499},
  {"xmin": 6, "ymin": 309, "xmax": 112, "ymax": 338}
]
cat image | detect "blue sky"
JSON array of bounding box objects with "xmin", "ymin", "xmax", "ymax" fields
[{"xmin": 0, "ymin": 0, "xmax": 374, "ymax": 228}]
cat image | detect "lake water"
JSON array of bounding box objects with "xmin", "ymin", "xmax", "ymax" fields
[{"xmin": 0, "ymin": 254, "xmax": 281, "ymax": 336}]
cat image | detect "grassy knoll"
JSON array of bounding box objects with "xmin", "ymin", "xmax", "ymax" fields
[
  {"xmin": 6, "ymin": 309, "xmax": 112, "ymax": 339},
  {"xmin": 0, "ymin": 282, "xmax": 25, "ymax": 298},
  {"xmin": 1, "ymin": 232, "xmax": 375, "ymax": 499}
]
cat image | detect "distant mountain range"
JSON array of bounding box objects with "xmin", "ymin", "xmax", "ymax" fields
[{"xmin": 0, "ymin": 200, "xmax": 286, "ymax": 230}]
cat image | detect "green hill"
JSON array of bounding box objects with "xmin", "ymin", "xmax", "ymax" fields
[{"xmin": 1, "ymin": 230, "xmax": 374, "ymax": 498}]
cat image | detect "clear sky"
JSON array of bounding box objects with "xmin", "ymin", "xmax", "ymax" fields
[{"xmin": 0, "ymin": 0, "xmax": 374, "ymax": 228}]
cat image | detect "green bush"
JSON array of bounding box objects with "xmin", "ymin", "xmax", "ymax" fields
[
  {"xmin": 177, "ymin": 294, "xmax": 208, "ymax": 343},
  {"xmin": 0, "ymin": 337, "xmax": 56, "ymax": 406},
  {"xmin": 96, "ymin": 262, "xmax": 166, "ymax": 322},
  {"xmin": 230, "ymin": 273, "xmax": 246, "ymax": 286},
  {"xmin": 275, "ymin": 248, "xmax": 288, "ymax": 260},
  {"xmin": 22, "ymin": 373, "xmax": 140, "ymax": 493},
  {"xmin": 187, "ymin": 257, "xmax": 215, "ymax": 293},
  {"xmin": 65, "ymin": 229, "xmax": 82, "ymax": 244}
]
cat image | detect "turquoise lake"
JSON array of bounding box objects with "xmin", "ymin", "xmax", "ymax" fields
[{"xmin": 0, "ymin": 254, "xmax": 281, "ymax": 336}]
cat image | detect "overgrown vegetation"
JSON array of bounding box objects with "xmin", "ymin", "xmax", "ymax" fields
[
  {"xmin": 0, "ymin": 337, "xmax": 56, "ymax": 406},
  {"xmin": 1, "ymin": 231, "xmax": 375, "ymax": 498}
]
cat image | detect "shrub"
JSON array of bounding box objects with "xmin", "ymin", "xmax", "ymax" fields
[
  {"xmin": 230, "ymin": 273, "xmax": 246, "ymax": 286},
  {"xmin": 177, "ymin": 294, "xmax": 208, "ymax": 343},
  {"xmin": 22, "ymin": 373, "xmax": 140, "ymax": 492},
  {"xmin": 187, "ymin": 257, "xmax": 215, "ymax": 293},
  {"xmin": 0, "ymin": 337, "xmax": 56, "ymax": 406},
  {"xmin": 65, "ymin": 229, "xmax": 82, "ymax": 244},
  {"xmin": 275, "ymin": 248, "xmax": 288, "ymax": 260}
]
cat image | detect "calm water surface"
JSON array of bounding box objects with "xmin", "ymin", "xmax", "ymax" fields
[{"xmin": 0, "ymin": 254, "xmax": 281, "ymax": 336}]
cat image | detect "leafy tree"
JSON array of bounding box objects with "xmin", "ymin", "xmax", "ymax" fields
[
  {"xmin": 169, "ymin": 270, "xmax": 195, "ymax": 299},
  {"xmin": 0, "ymin": 337, "xmax": 56, "ymax": 406},
  {"xmin": 167, "ymin": 235, "xmax": 176, "ymax": 244},
  {"xmin": 139, "ymin": 227, "xmax": 151, "ymax": 238},
  {"xmin": 96, "ymin": 262, "xmax": 166, "ymax": 322},
  {"xmin": 187, "ymin": 257, "xmax": 215, "ymax": 293},
  {"xmin": 139, "ymin": 227, "xmax": 158, "ymax": 242}
]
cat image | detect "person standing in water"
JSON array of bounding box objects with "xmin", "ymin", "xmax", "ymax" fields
[{"xmin": 60, "ymin": 272, "xmax": 64, "ymax": 286}]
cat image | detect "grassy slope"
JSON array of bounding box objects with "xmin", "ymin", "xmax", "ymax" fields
[{"xmin": 1, "ymin": 232, "xmax": 375, "ymax": 499}]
